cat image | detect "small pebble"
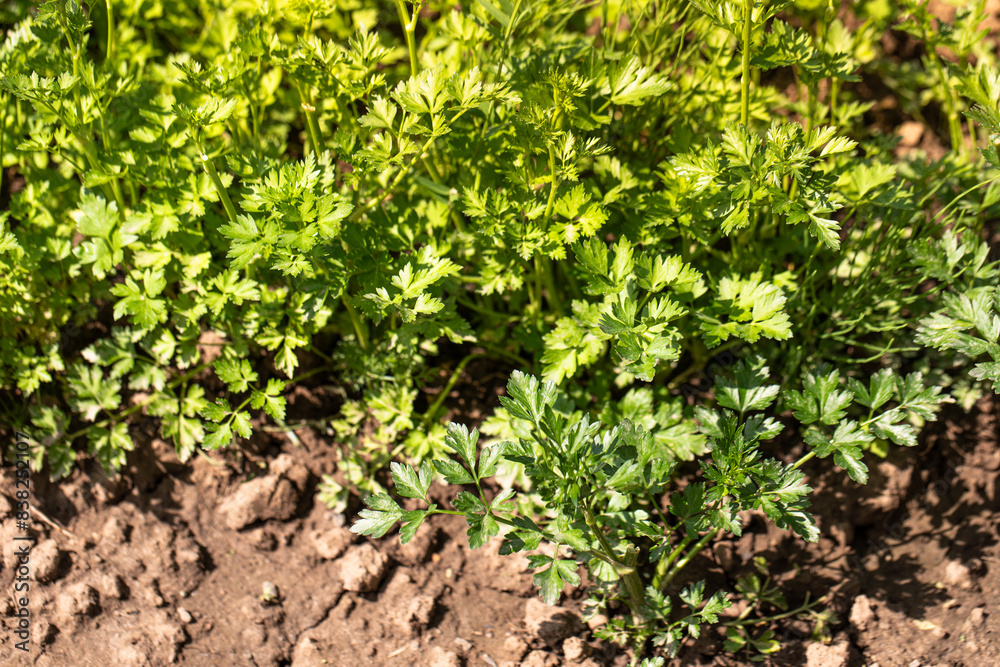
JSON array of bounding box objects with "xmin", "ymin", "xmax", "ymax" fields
[
  {"xmin": 562, "ymin": 636, "xmax": 589, "ymax": 662},
  {"xmin": 177, "ymin": 607, "xmax": 194, "ymax": 624},
  {"xmin": 943, "ymin": 560, "xmax": 972, "ymax": 589},
  {"xmin": 261, "ymin": 581, "xmax": 279, "ymax": 604}
]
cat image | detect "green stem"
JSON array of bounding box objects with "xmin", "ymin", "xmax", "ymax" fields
[
  {"xmin": 454, "ymin": 294, "xmax": 503, "ymax": 318},
  {"xmin": 201, "ymin": 154, "xmax": 239, "ymax": 224},
  {"xmin": 644, "ymin": 488, "xmax": 672, "ymax": 530},
  {"xmin": 724, "ymin": 593, "xmax": 825, "ymax": 627},
  {"xmin": 395, "ymin": 0, "xmax": 419, "ymax": 76},
  {"xmin": 414, "ymin": 143, "xmax": 467, "ymax": 234},
  {"xmin": 560, "ymin": 261, "xmax": 582, "ymax": 301},
  {"xmin": 57, "ymin": 10, "xmax": 128, "ymax": 217},
  {"xmin": 293, "ymin": 80, "xmax": 325, "ymax": 159},
  {"xmin": 421, "ymin": 353, "xmax": 484, "ymax": 427},
  {"xmin": 929, "ymin": 50, "xmax": 963, "ymax": 157},
  {"xmin": 621, "ymin": 545, "xmax": 647, "ymax": 623},
  {"xmin": 603, "ymin": 0, "xmax": 622, "ymax": 57},
  {"xmin": 740, "ymin": 0, "xmax": 753, "ymax": 126},
  {"xmin": 653, "ymin": 533, "xmax": 694, "ymax": 589},
  {"xmin": 664, "ymin": 339, "xmax": 741, "ymax": 392},
  {"xmin": 484, "ymin": 511, "xmax": 630, "ymax": 573},
  {"xmin": 307, "ymin": 108, "xmax": 325, "ymax": 158},
  {"xmin": 304, "ymin": 103, "xmax": 324, "ymax": 158},
  {"xmin": 104, "ymin": 0, "xmax": 115, "ymax": 66},
  {"xmin": 36, "ymin": 83, "xmax": 124, "ymax": 213},
  {"xmin": 341, "ymin": 295, "xmax": 369, "ymax": 352},
  {"xmin": 658, "ymin": 527, "xmax": 719, "ymax": 591},
  {"xmin": 307, "ymin": 344, "xmax": 334, "ymax": 364},
  {"xmin": 473, "ymin": 339, "xmax": 532, "ymax": 369},
  {"xmin": 543, "ymin": 143, "xmax": 560, "ymax": 222},
  {"xmin": 0, "ymin": 97, "xmax": 6, "ymax": 186},
  {"xmin": 541, "ymin": 256, "xmax": 563, "ymax": 318},
  {"xmin": 584, "ymin": 504, "xmax": 648, "ymax": 623},
  {"xmin": 533, "ymin": 255, "xmax": 545, "ymax": 322},
  {"xmin": 287, "ymin": 365, "xmax": 333, "ymax": 385},
  {"xmin": 791, "ymin": 450, "xmax": 816, "ymax": 470},
  {"xmin": 829, "ymin": 78, "xmax": 840, "ymax": 125},
  {"xmin": 543, "ymin": 85, "xmax": 563, "ymax": 224}
]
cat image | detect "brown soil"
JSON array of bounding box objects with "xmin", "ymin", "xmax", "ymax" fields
[{"xmin": 0, "ymin": 386, "xmax": 997, "ymax": 667}]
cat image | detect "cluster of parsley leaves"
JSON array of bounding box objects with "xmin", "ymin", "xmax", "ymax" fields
[{"xmin": 2, "ymin": 0, "xmax": 1000, "ymax": 663}]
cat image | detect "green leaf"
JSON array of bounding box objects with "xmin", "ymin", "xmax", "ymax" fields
[
  {"xmin": 154, "ymin": 384, "xmax": 207, "ymax": 462},
  {"xmin": 895, "ymin": 372, "xmax": 950, "ymax": 420},
  {"xmin": 753, "ymin": 461, "xmax": 818, "ymax": 542},
  {"xmin": 203, "ymin": 421, "xmax": 233, "ymax": 450},
  {"xmin": 670, "ymin": 482, "xmax": 707, "ymax": 529},
  {"xmin": 75, "ymin": 190, "xmax": 119, "ymax": 238},
  {"xmin": 467, "ymin": 512, "xmax": 499, "ymax": 549},
  {"xmin": 540, "ymin": 302, "xmax": 607, "ymax": 383},
  {"xmin": 232, "ymin": 410, "xmax": 252, "ymax": 438},
  {"xmin": 833, "ymin": 446, "xmax": 868, "ymax": 485},
  {"xmin": 215, "ymin": 358, "xmax": 259, "ymax": 393},
  {"xmin": 491, "ymin": 487, "xmax": 516, "ymax": 509},
  {"xmin": 598, "ymin": 296, "xmax": 637, "ymax": 335},
  {"xmin": 498, "ymin": 371, "xmax": 557, "ymax": 424},
  {"xmin": 680, "ymin": 580, "xmax": 706, "ymax": 609},
  {"xmin": 391, "ymin": 460, "xmax": 433, "ymax": 501},
  {"xmin": 700, "ymin": 274, "xmax": 792, "ymax": 347},
  {"xmin": 352, "ymin": 494, "xmax": 404, "ymax": 538},
  {"xmin": 0, "ymin": 213, "xmax": 22, "ymax": 258},
  {"xmin": 607, "ymin": 54, "xmax": 671, "ymax": 105},
  {"xmin": 608, "ymin": 460, "xmax": 643, "ymax": 490},
  {"xmin": 453, "ymin": 490, "xmax": 485, "ymax": 514},
  {"xmin": 432, "ymin": 458, "xmax": 475, "ymax": 485},
  {"xmin": 785, "ymin": 365, "xmax": 853, "ymax": 425},
  {"xmin": 86, "ymin": 422, "xmax": 133, "ymax": 473},
  {"xmin": 716, "ymin": 356, "xmax": 780, "ymax": 414},
  {"xmin": 870, "ymin": 414, "xmax": 918, "ymax": 448},
  {"xmin": 250, "ymin": 379, "xmax": 287, "ymax": 421},
  {"xmin": 478, "ymin": 441, "xmax": 509, "ymax": 479},
  {"xmin": 804, "ymin": 420, "xmax": 872, "ymax": 483},
  {"xmin": 475, "ymin": 0, "xmax": 511, "ymax": 28},
  {"xmin": 200, "ymin": 398, "xmax": 231, "ymax": 423},
  {"xmin": 400, "ymin": 509, "xmax": 431, "ymax": 544},
  {"xmin": 220, "ymin": 214, "xmax": 276, "ymax": 269},
  {"xmin": 699, "ymin": 590, "xmax": 733, "ymax": 622},
  {"xmin": 444, "ymin": 423, "xmax": 480, "ymax": 474},
  {"xmin": 67, "ymin": 364, "xmax": 121, "ymax": 422},
  {"xmin": 110, "ymin": 279, "xmax": 167, "ymax": 329},
  {"xmin": 573, "ymin": 237, "xmax": 633, "ymax": 295},
  {"xmin": 970, "ymin": 361, "xmax": 1000, "ymax": 391},
  {"xmin": 849, "ymin": 368, "xmax": 896, "ymax": 411},
  {"xmin": 531, "ymin": 556, "xmax": 580, "ymax": 605},
  {"xmin": 634, "ymin": 253, "xmax": 701, "ymax": 293}
]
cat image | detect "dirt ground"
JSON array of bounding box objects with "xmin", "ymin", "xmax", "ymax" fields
[{"xmin": 0, "ymin": 379, "xmax": 997, "ymax": 667}]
